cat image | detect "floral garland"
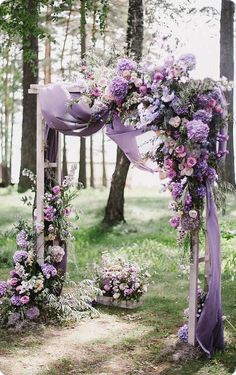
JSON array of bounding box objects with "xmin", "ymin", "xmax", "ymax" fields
[{"xmin": 72, "ymin": 54, "xmax": 230, "ymax": 241}]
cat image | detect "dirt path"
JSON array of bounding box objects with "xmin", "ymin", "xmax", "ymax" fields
[{"xmin": 0, "ymin": 314, "xmax": 149, "ymax": 375}]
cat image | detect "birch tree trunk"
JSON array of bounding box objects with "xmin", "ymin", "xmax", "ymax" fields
[
  {"xmin": 220, "ymin": 0, "xmax": 235, "ymax": 185},
  {"xmin": 103, "ymin": 0, "xmax": 144, "ymax": 225}
]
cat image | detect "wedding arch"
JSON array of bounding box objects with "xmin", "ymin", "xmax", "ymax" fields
[{"xmin": 28, "ymin": 55, "xmax": 229, "ymax": 357}]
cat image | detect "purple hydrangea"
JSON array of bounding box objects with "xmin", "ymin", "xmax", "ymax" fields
[
  {"xmin": 41, "ymin": 263, "xmax": 57, "ymax": 279},
  {"xmin": 171, "ymin": 182, "xmax": 184, "ymax": 199},
  {"xmin": 10, "ymin": 295, "xmax": 21, "ymax": 306},
  {"xmin": 26, "ymin": 306, "xmax": 40, "ymax": 320},
  {"xmin": 193, "ymin": 109, "xmax": 212, "ymax": 124},
  {"xmin": 16, "ymin": 230, "xmax": 29, "ymax": 249},
  {"xmin": 109, "ymin": 76, "xmax": 129, "ymax": 102},
  {"xmin": 7, "ymin": 312, "xmax": 21, "ymax": 326},
  {"xmin": 117, "ymin": 58, "xmax": 137, "ymax": 72},
  {"xmin": 178, "ymin": 324, "xmax": 188, "ymax": 343},
  {"xmin": 178, "ymin": 53, "xmax": 196, "ymax": 71},
  {"xmin": 171, "ymin": 96, "xmax": 189, "ymax": 115},
  {"xmin": 44, "ymin": 206, "xmax": 56, "ymax": 222},
  {"xmin": 181, "ymin": 215, "xmax": 199, "ymax": 231},
  {"xmin": 196, "ymin": 94, "xmax": 208, "ymax": 108},
  {"xmin": 0, "ymin": 281, "xmax": 7, "ymax": 298},
  {"xmin": 186, "ymin": 119, "xmax": 209, "ymax": 143},
  {"xmin": 13, "ymin": 250, "xmax": 28, "ymax": 264},
  {"xmin": 197, "ymin": 186, "xmax": 206, "ymax": 198}
]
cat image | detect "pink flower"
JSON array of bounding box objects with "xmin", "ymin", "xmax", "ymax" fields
[
  {"xmin": 164, "ymin": 159, "xmax": 174, "ymax": 170},
  {"xmin": 20, "ymin": 295, "xmax": 30, "ymax": 305},
  {"xmin": 175, "ymin": 145, "xmax": 186, "ymax": 157},
  {"xmin": 169, "ymin": 216, "xmax": 180, "ymax": 228},
  {"xmin": 153, "ymin": 71, "xmax": 164, "ymax": 81},
  {"xmin": 52, "ymin": 186, "xmax": 61, "ymax": 196},
  {"xmin": 207, "ymin": 98, "xmax": 216, "ymax": 108},
  {"xmin": 64, "ymin": 207, "xmax": 72, "ymax": 217},
  {"xmin": 91, "ymin": 86, "xmax": 102, "ymax": 97},
  {"xmin": 139, "ymin": 85, "xmax": 148, "ymax": 95},
  {"xmin": 167, "ymin": 170, "xmax": 177, "ymax": 179},
  {"xmin": 186, "ymin": 156, "xmax": 197, "ymax": 168},
  {"xmin": 214, "ymin": 105, "xmax": 223, "ymax": 114},
  {"xmin": 8, "ymin": 278, "xmax": 18, "ymax": 287}
]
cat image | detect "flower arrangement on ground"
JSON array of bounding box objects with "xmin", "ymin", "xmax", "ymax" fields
[
  {"xmin": 0, "ymin": 170, "xmax": 98, "ymax": 328},
  {"xmin": 94, "ymin": 253, "xmax": 150, "ymax": 302}
]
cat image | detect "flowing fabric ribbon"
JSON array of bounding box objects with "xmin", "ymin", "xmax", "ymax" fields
[
  {"xmin": 196, "ymin": 183, "xmax": 224, "ymax": 357},
  {"xmin": 39, "ymin": 84, "xmax": 156, "ymax": 172},
  {"xmin": 39, "ymin": 83, "xmax": 224, "ymax": 356}
]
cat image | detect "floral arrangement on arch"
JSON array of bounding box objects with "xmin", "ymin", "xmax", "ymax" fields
[
  {"xmin": 94, "ymin": 253, "xmax": 150, "ymax": 302},
  {"xmin": 0, "ymin": 170, "xmax": 98, "ymax": 327},
  {"xmin": 73, "ymin": 54, "xmax": 230, "ymax": 241}
]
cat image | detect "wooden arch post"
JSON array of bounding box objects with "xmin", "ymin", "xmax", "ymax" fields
[{"xmin": 28, "ymin": 84, "xmax": 62, "ymax": 265}]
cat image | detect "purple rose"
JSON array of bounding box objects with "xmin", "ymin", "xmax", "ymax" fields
[{"xmin": 186, "ymin": 120, "xmax": 209, "ymax": 143}]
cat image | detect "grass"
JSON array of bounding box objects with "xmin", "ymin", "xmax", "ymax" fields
[{"xmin": 0, "ymin": 186, "xmax": 236, "ymax": 374}]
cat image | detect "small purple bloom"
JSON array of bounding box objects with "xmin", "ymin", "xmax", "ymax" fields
[
  {"xmin": 44, "ymin": 206, "xmax": 56, "ymax": 222},
  {"xmin": 13, "ymin": 250, "xmax": 28, "ymax": 264},
  {"xmin": 16, "ymin": 230, "xmax": 29, "ymax": 249},
  {"xmin": 26, "ymin": 306, "xmax": 40, "ymax": 320},
  {"xmin": 197, "ymin": 186, "xmax": 206, "ymax": 198},
  {"xmin": 0, "ymin": 281, "xmax": 7, "ymax": 297},
  {"xmin": 178, "ymin": 324, "xmax": 188, "ymax": 343},
  {"xmin": 207, "ymin": 167, "xmax": 217, "ymax": 182},
  {"xmin": 10, "ymin": 295, "xmax": 21, "ymax": 306},
  {"xmin": 181, "ymin": 215, "xmax": 199, "ymax": 231},
  {"xmin": 178, "ymin": 54, "xmax": 196, "ymax": 71},
  {"xmin": 186, "ymin": 120, "xmax": 209, "ymax": 143},
  {"xmin": 171, "ymin": 182, "xmax": 183, "ymax": 199},
  {"xmin": 52, "ymin": 185, "xmax": 61, "ymax": 196},
  {"xmin": 169, "ymin": 216, "xmax": 180, "ymax": 228}
]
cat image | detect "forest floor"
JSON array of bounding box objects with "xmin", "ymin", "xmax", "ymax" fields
[{"xmin": 0, "ymin": 187, "xmax": 235, "ymax": 375}]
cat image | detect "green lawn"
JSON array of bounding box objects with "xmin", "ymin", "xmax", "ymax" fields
[{"xmin": 0, "ymin": 187, "xmax": 235, "ymax": 374}]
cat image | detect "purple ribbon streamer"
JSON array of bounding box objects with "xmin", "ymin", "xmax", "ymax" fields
[{"xmin": 196, "ymin": 183, "xmax": 224, "ymax": 357}]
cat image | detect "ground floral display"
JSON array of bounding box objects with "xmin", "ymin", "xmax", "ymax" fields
[
  {"xmin": 70, "ymin": 54, "xmax": 230, "ymax": 244},
  {"xmin": 94, "ymin": 253, "xmax": 150, "ymax": 302},
  {"xmin": 0, "ymin": 170, "xmax": 99, "ymax": 327}
]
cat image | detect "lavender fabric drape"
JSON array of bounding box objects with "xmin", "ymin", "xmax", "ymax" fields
[
  {"xmin": 39, "ymin": 83, "xmax": 224, "ymax": 357},
  {"xmin": 196, "ymin": 183, "xmax": 224, "ymax": 357}
]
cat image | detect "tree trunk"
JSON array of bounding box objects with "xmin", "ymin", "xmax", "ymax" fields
[
  {"xmin": 220, "ymin": 0, "xmax": 235, "ymax": 185},
  {"xmin": 90, "ymin": 136, "xmax": 95, "ymax": 187},
  {"xmin": 78, "ymin": 0, "xmax": 87, "ymax": 188},
  {"xmin": 102, "ymin": 130, "xmax": 107, "ymax": 187},
  {"xmin": 18, "ymin": 0, "xmax": 38, "ymax": 192},
  {"xmin": 2, "ymin": 45, "xmax": 10, "ymax": 187},
  {"xmin": 103, "ymin": 0, "xmax": 144, "ymax": 225}
]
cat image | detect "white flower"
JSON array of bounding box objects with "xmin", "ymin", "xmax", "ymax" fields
[
  {"xmin": 169, "ymin": 116, "xmax": 181, "ymax": 128},
  {"xmin": 189, "ymin": 210, "xmax": 198, "ymax": 219},
  {"xmin": 113, "ymin": 293, "xmax": 120, "ymax": 300}
]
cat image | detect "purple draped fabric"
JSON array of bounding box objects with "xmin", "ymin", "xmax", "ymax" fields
[
  {"xmin": 196, "ymin": 183, "xmax": 224, "ymax": 357},
  {"xmin": 39, "ymin": 83, "xmax": 224, "ymax": 357}
]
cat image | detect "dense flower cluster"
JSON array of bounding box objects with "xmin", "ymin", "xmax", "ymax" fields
[
  {"xmin": 73, "ymin": 55, "xmax": 229, "ymax": 241},
  {"xmin": 0, "ymin": 173, "xmax": 79, "ymax": 327},
  {"xmin": 94, "ymin": 254, "xmax": 150, "ymax": 301}
]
